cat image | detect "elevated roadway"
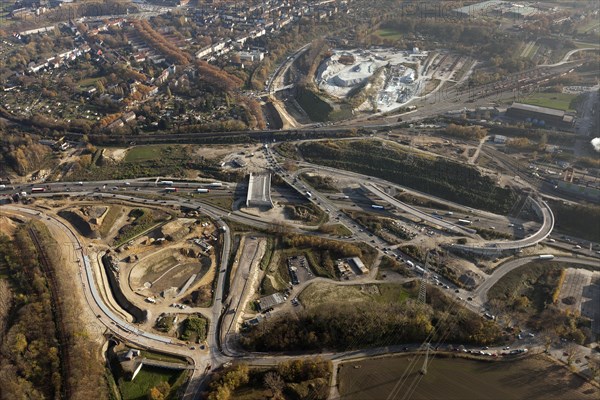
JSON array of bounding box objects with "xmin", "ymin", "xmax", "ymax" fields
[
  {"xmin": 363, "ymin": 183, "xmax": 477, "ymax": 237},
  {"xmin": 451, "ymin": 197, "xmax": 554, "ymax": 255}
]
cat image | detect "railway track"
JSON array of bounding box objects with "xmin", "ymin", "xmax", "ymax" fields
[{"xmin": 28, "ymin": 226, "xmax": 72, "ymax": 400}]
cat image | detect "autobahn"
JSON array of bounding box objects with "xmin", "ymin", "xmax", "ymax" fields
[{"xmin": 1, "ymin": 156, "xmax": 598, "ymax": 398}]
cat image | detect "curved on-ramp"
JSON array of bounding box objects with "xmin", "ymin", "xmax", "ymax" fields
[{"xmin": 451, "ymin": 197, "xmax": 554, "ymax": 255}]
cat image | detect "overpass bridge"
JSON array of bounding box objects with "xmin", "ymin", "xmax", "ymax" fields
[{"xmin": 450, "ymin": 197, "xmax": 555, "ymax": 256}]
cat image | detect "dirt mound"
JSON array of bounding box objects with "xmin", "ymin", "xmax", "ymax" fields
[{"xmin": 58, "ymin": 210, "xmax": 99, "ymax": 238}]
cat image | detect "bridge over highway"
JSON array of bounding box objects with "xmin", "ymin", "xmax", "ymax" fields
[{"xmin": 450, "ymin": 197, "xmax": 555, "ymax": 256}]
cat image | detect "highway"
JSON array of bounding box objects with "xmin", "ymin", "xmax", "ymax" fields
[
  {"xmin": 363, "ymin": 183, "xmax": 477, "ymax": 237},
  {"xmin": 1, "ymin": 151, "xmax": 598, "ymax": 398},
  {"xmin": 451, "ymin": 197, "xmax": 555, "ymax": 254}
]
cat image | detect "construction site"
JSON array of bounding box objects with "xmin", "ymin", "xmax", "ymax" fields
[{"xmin": 317, "ymin": 48, "xmax": 428, "ymax": 112}]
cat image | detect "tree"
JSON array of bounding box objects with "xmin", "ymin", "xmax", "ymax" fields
[
  {"xmin": 263, "ymin": 372, "xmax": 285, "ymax": 399},
  {"xmin": 147, "ymin": 381, "xmax": 170, "ymax": 400},
  {"xmin": 564, "ymin": 342, "xmax": 581, "ymax": 366},
  {"xmin": 538, "ymin": 131, "xmax": 549, "ymax": 149}
]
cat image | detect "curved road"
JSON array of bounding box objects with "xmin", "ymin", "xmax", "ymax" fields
[{"xmin": 474, "ymin": 255, "xmax": 600, "ymax": 305}]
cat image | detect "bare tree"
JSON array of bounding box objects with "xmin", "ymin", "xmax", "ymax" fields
[
  {"xmin": 564, "ymin": 342, "xmax": 581, "ymax": 366},
  {"xmin": 264, "ymin": 372, "xmax": 285, "ymax": 399},
  {"xmin": 539, "ymin": 329, "xmax": 556, "ymax": 353}
]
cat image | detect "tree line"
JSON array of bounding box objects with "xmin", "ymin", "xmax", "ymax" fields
[
  {"xmin": 298, "ymin": 140, "xmax": 518, "ymax": 214},
  {"xmin": 241, "ymin": 283, "xmax": 501, "ymax": 352},
  {"xmin": 204, "ymin": 358, "xmax": 331, "ymax": 400},
  {"xmin": 133, "ymin": 20, "xmax": 192, "ymax": 65},
  {"xmin": 0, "ymin": 224, "xmax": 109, "ymax": 400}
]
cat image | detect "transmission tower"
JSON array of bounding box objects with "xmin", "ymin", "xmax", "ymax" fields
[
  {"xmin": 420, "ymin": 345, "xmax": 430, "ymax": 375},
  {"xmin": 417, "ymin": 252, "xmax": 431, "ymax": 374},
  {"xmin": 417, "ymin": 252, "xmax": 430, "ymax": 304}
]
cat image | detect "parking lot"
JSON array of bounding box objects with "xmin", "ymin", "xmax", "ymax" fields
[{"xmin": 558, "ymin": 268, "xmax": 600, "ymax": 335}]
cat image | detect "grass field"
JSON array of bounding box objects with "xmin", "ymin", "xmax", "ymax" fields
[
  {"xmin": 98, "ymin": 206, "xmax": 123, "ymax": 238},
  {"xmin": 299, "ymin": 282, "xmax": 413, "ymax": 309},
  {"xmin": 118, "ymin": 366, "xmax": 183, "ymax": 400},
  {"xmin": 124, "ymin": 145, "xmax": 170, "ymax": 162},
  {"xmin": 338, "ymin": 355, "xmax": 598, "ymax": 400},
  {"xmin": 77, "ymin": 77, "xmax": 102, "ymax": 88},
  {"xmin": 577, "ymin": 19, "xmax": 600, "ymax": 34},
  {"xmin": 322, "ymin": 223, "xmax": 353, "ymax": 236},
  {"xmin": 376, "ymin": 28, "xmax": 403, "ymax": 41},
  {"xmin": 520, "ymin": 92, "xmax": 578, "ymax": 111},
  {"xmin": 201, "ymin": 195, "xmax": 234, "ymax": 210},
  {"xmin": 139, "ymin": 350, "xmax": 187, "ymax": 364}
]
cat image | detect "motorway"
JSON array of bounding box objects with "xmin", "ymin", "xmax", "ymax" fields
[{"xmin": 1, "ymin": 142, "xmax": 599, "ymax": 398}]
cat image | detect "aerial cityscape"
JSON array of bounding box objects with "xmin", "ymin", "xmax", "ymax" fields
[{"xmin": 0, "ymin": 0, "xmax": 599, "ymax": 399}]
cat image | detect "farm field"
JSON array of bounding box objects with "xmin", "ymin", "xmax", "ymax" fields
[
  {"xmin": 520, "ymin": 92, "xmax": 578, "ymax": 111},
  {"xmin": 338, "ymin": 355, "xmax": 598, "ymax": 400}
]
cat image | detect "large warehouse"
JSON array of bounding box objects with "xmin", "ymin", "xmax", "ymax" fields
[{"xmin": 506, "ymin": 102, "xmax": 575, "ymax": 130}]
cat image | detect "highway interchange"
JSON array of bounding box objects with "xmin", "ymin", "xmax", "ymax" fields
[
  {"xmin": 2, "ymin": 136, "xmax": 600, "ymax": 397},
  {"xmin": 0, "ymin": 39, "xmax": 598, "ymax": 400}
]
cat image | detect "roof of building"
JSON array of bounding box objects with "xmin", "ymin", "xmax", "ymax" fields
[
  {"xmin": 509, "ymin": 102, "xmax": 565, "ymax": 118},
  {"xmin": 349, "ymin": 257, "xmax": 368, "ymax": 274},
  {"xmin": 257, "ymin": 292, "xmax": 285, "ymax": 310}
]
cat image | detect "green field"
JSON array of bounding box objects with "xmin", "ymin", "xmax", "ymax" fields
[
  {"xmin": 338, "ymin": 355, "xmax": 598, "ymax": 400},
  {"xmin": 577, "ymin": 19, "xmax": 600, "ymax": 34},
  {"xmin": 118, "ymin": 366, "xmax": 184, "ymax": 400},
  {"xmin": 98, "ymin": 206, "xmax": 123, "ymax": 238},
  {"xmin": 520, "ymin": 92, "xmax": 578, "ymax": 111},
  {"xmin": 124, "ymin": 145, "xmax": 170, "ymax": 162},
  {"xmin": 376, "ymin": 28, "xmax": 403, "ymax": 41},
  {"xmin": 299, "ymin": 282, "xmax": 413, "ymax": 309},
  {"xmin": 77, "ymin": 77, "xmax": 103, "ymax": 88}
]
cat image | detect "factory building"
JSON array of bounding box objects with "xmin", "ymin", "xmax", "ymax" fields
[{"xmin": 506, "ymin": 102, "xmax": 575, "ymax": 130}]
